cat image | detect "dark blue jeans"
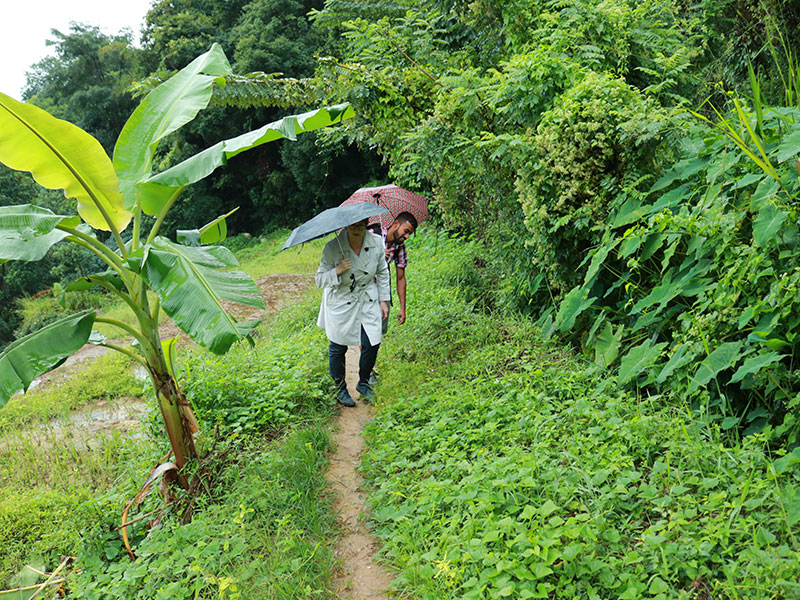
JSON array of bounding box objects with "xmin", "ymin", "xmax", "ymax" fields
[{"xmin": 329, "ymin": 326, "xmax": 380, "ymax": 389}]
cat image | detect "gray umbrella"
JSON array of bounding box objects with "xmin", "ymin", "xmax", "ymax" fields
[{"xmin": 281, "ymin": 202, "xmax": 389, "ymax": 251}]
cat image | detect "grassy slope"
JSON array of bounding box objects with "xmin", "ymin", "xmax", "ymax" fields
[
  {"xmin": 366, "ymin": 231, "xmax": 800, "ymax": 600},
  {"xmin": 0, "ymin": 231, "xmax": 340, "ymax": 598}
]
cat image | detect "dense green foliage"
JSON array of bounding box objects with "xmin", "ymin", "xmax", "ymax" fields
[
  {"xmin": 0, "ymin": 3, "xmax": 385, "ymax": 338},
  {"xmin": 368, "ymin": 231, "xmax": 800, "ymax": 599},
  {"xmin": 71, "ymin": 426, "xmax": 336, "ymax": 600},
  {"xmin": 5, "ymin": 0, "xmax": 800, "ymax": 596},
  {"xmin": 183, "ymin": 293, "xmax": 333, "ymax": 433},
  {"xmin": 309, "ymin": 0, "xmax": 800, "ymax": 445}
]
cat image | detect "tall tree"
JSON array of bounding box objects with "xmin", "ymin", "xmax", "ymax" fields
[
  {"xmin": 24, "ymin": 24, "xmax": 147, "ymax": 154},
  {"xmin": 142, "ymin": 0, "xmax": 385, "ymax": 236}
]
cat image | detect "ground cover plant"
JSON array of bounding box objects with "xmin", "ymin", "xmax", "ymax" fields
[
  {"xmin": 66, "ymin": 292, "xmax": 338, "ymax": 598},
  {"xmin": 367, "ymin": 231, "xmax": 800, "ymax": 599}
]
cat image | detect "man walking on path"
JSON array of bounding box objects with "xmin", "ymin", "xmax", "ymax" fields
[{"xmin": 371, "ymin": 211, "xmax": 418, "ymax": 332}]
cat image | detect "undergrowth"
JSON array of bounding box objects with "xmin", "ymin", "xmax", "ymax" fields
[
  {"xmin": 368, "ymin": 230, "xmax": 800, "ymax": 600},
  {"xmin": 0, "ymin": 236, "xmax": 340, "ymax": 597}
]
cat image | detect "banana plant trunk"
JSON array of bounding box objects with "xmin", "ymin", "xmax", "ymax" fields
[
  {"xmin": 137, "ymin": 297, "xmax": 200, "ymax": 475},
  {"xmin": 151, "ymin": 368, "xmax": 199, "ymax": 473}
]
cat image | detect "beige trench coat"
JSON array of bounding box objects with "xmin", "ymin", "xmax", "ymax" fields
[{"xmin": 315, "ymin": 230, "xmax": 390, "ymax": 346}]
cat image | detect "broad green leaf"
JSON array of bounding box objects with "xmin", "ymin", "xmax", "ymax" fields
[
  {"xmin": 114, "ymin": 44, "xmax": 232, "ymax": 211},
  {"xmin": 176, "ymin": 207, "xmax": 237, "ymax": 246},
  {"xmin": 774, "ymin": 127, "xmax": 800, "ymax": 163},
  {"xmin": 618, "ymin": 233, "xmax": 642, "ymax": 258},
  {"xmin": 555, "ymin": 286, "xmax": 595, "ymax": 332},
  {"xmin": 787, "ymin": 488, "xmax": 800, "ymax": 526},
  {"xmin": 538, "ymin": 499, "xmax": 559, "ymax": 517},
  {"xmin": 730, "ymin": 351, "xmax": 784, "ymax": 383},
  {"xmin": 0, "ymin": 204, "xmax": 79, "ymax": 261},
  {"xmin": 656, "ymin": 343, "xmax": 692, "ymax": 383},
  {"xmin": 690, "ymin": 341, "xmax": 744, "ymax": 392},
  {"xmin": 753, "ymin": 203, "xmax": 787, "ymax": 246},
  {"xmin": 594, "ymin": 322, "xmax": 620, "ymax": 368},
  {"xmin": 612, "ymin": 197, "xmax": 645, "ymax": 227},
  {"xmin": 640, "ymin": 233, "xmax": 667, "ymax": 261},
  {"xmin": 618, "ymin": 339, "xmax": 667, "ymax": 385},
  {"xmin": 0, "ymin": 92, "xmax": 131, "ymax": 232},
  {"xmin": 650, "ymin": 157, "xmax": 707, "ymax": 192},
  {"xmin": 139, "ymin": 104, "xmax": 355, "ymax": 216},
  {"xmin": 0, "ymin": 311, "xmax": 95, "ymax": 407},
  {"xmin": 651, "ymin": 184, "xmax": 688, "ymax": 212},
  {"xmin": 775, "ymin": 449, "xmax": 800, "ymax": 474},
  {"xmin": 749, "ymin": 177, "xmax": 779, "ymax": 209},
  {"xmin": 632, "ymin": 273, "xmax": 679, "ymax": 314},
  {"xmin": 65, "ymin": 270, "xmax": 124, "ymax": 293},
  {"xmin": 130, "ymin": 237, "xmax": 264, "ymax": 354},
  {"xmin": 583, "ymin": 239, "xmax": 618, "ymax": 286},
  {"xmin": 733, "ymin": 172, "xmax": 763, "ymax": 189}
]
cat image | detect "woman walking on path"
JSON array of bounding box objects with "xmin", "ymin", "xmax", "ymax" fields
[{"xmin": 316, "ymin": 219, "xmax": 390, "ymax": 407}]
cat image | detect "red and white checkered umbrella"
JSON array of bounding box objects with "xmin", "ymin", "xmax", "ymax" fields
[{"xmin": 340, "ymin": 184, "xmax": 429, "ymax": 230}]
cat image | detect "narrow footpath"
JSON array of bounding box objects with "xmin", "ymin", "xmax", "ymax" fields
[{"xmin": 325, "ymin": 347, "xmax": 395, "ymax": 599}]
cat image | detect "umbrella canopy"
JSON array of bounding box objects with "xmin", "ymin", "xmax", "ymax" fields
[
  {"xmin": 340, "ymin": 184, "xmax": 429, "ymax": 230},
  {"xmin": 281, "ymin": 202, "xmax": 389, "ymax": 251}
]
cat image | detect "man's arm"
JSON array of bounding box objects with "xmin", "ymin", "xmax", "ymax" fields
[{"xmin": 396, "ymin": 266, "xmax": 407, "ymax": 324}]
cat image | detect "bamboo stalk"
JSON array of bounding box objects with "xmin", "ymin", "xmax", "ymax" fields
[{"xmin": 27, "ymin": 556, "xmax": 71, "ymax": 600}]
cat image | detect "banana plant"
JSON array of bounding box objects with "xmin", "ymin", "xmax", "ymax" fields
[{"xmin": 0, "ymin": 44, "xmax": 354, "ymax": 471}]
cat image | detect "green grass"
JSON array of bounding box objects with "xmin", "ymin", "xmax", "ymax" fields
[
  {"xmin": 70, "ymin": 426, "xmax": 338, "ymax": 600},
  {"xmin": 234, "ymin": 228, "xmax": 326, "ymax": 278},
  {"xmin": 0, "ymin": 230, "xmax": 337, "ymax": 594},
  {"xmin": 365, "ymin": 230, "xmax": 800, "ymax": 600}
]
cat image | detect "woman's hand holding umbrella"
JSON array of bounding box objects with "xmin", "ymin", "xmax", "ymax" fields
[{"xmin": 336, "ymin": 257, "xmax": 352, "ymax": 275}]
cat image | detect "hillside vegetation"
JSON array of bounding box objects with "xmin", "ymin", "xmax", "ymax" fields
[
  {"xmin": 368, "ymin": 232, "xmax": 800, "ymax": 599},
  {"xmin": 2, "ymin": 0, "xmax": 800, "ymax": 598}
]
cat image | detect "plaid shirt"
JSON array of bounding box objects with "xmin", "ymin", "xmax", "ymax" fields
[{"xmin": 381, "ymin": 225, "xmax": 408, "ymax": 269}]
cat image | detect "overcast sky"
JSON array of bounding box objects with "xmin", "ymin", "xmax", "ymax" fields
[{"xmin": 2, "ymin": 0, "xmax": 155, "ymax": 100}]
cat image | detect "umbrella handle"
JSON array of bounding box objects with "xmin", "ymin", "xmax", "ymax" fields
[{"xmin": 335, "ymin": 234, "xmax": 346, "ymax": 261}]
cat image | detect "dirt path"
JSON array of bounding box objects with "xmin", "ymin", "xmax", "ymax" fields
[{"xmin": 326, "ymin": 347, "xmax": 395, "ymax": 599}]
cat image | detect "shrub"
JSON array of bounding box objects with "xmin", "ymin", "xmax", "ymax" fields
[
  {"xmin": 517, "ymin": 71, "xmax": 666, "ymax": 293},
  {"xmin": 13, "ymin": 290, "xmax": 108, "ymax": 339},
  {"xmin": 366, "ymin": 233, "xmax": 800, "ymax": 599},
  {"xmin": 182, "ymin": 296, "xmax": 334, "ymax": 434}
]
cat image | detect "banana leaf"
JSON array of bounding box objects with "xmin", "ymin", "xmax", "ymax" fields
[
  {"xmin": 0, "ymin": 311, "xmax": 96, "ymax": 407},
  {"xmin": 113, "ymin": 44, "xmax": 232, "ymax": 211},
  {"xmin": 176, "ymin": 208, "xmax": 238, "ymax": 246},
  {"xmin": 128, "ymin": 237, "xmax": 263, "ymax": 354},
  {"xmin": 137, "ymin": 104, "xmax": 355, "ymax": 216},
  {"xmin": 0, "ymin": 204, "xmax": 80, "ymax": 261},
  {"xmin": 0, "ymin": 93, "xmax": 131, "ymax": 233}
]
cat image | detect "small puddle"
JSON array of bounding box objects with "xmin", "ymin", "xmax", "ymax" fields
[{"xmin": 63, "ymin": 398, "xmax": 149, "ymax": 428}]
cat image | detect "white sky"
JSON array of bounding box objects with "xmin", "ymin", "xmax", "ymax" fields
[{"xmin": 2, "ymin": 0, "xmax": 155, "ymax": 100}]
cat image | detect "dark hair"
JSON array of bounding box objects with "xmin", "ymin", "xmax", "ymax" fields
[{"xmin": 395, "ymin": 211, "xmax": 418, "ymax": 230}]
